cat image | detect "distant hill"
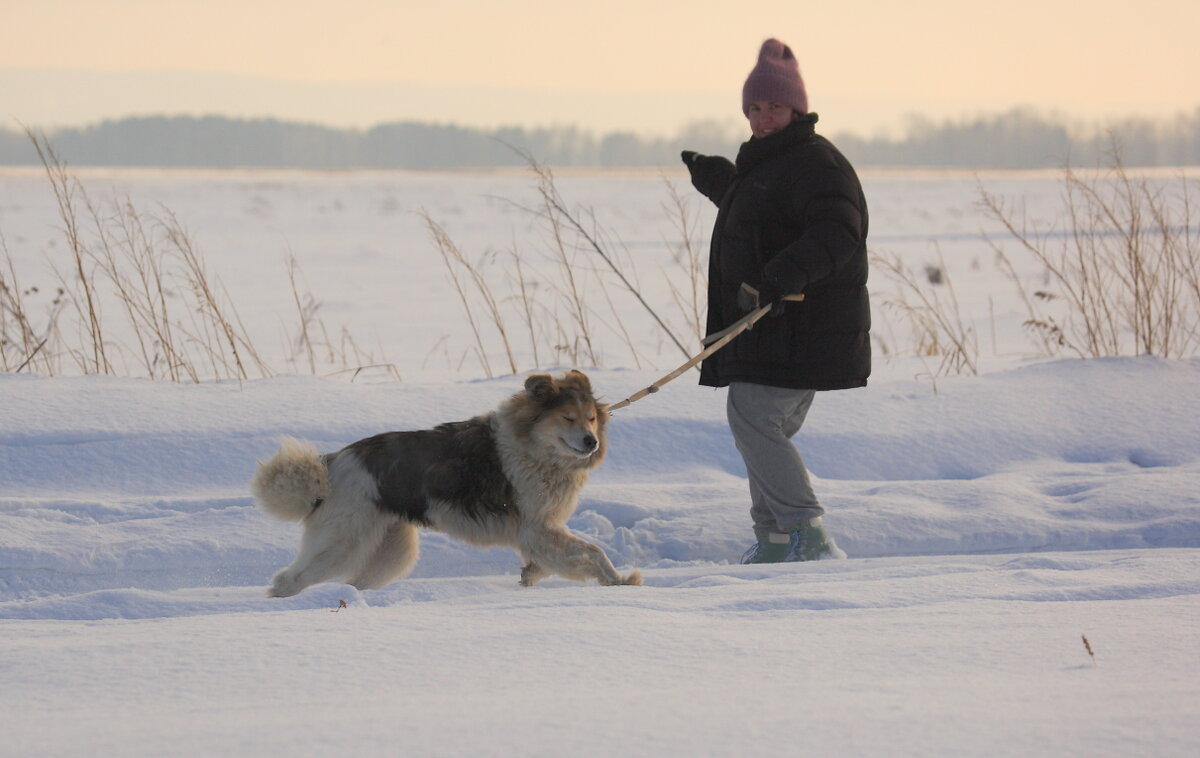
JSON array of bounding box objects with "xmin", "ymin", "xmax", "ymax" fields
[{"xmin": 3, "ymin": 108, "xmax": 1198, "ymax": 169}]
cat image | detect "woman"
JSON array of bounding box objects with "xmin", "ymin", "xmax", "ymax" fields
[{"xmin": 682, "ymin": 38, "xmax": 870, "ymax": 563}]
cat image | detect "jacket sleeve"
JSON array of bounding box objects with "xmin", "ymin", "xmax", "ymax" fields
[
  {"xmin": 687, "ymin": 156, "xmax": 737, "ymax": 206},
  {"xmin": 762, "ymin": 165, "xmax": 865, "ymax": 293}
]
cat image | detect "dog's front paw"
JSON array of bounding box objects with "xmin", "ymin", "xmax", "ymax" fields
[
  {"xmin": 520, "ymin": 562, "xmax": 548, "ymax": 587},
  {"xmin": 619, "ymin": 569, "xmax": 644, "ymax": 586},
  {"xmin": 268, "ymin": 572, "xmax": 302, "ymax": 598},
  {"xmin": 598, "ymin": 569, "xmax": 643, "ymax": 587}
]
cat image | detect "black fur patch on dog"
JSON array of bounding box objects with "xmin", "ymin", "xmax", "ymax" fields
[{"xmin": 345, "ymin": 417, "xmax": 515, "ymax": 524}]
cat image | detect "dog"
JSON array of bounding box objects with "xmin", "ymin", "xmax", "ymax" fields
[{"xmin": 250, "ymin": 370, "xmax": 642, "ymax": 596}]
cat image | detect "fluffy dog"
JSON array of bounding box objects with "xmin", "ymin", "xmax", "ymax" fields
[{"xmin": 251, "ymin": 370, "xmax": 642, "ymax": 596}]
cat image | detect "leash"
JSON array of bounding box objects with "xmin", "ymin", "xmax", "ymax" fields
[{"xmin": 608, "ymin": 288, "xmax": 804, "ymax": 413}]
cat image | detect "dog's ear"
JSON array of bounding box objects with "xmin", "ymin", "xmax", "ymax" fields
[
  {"xmin": 524, "ymin": 373, "xmax": 557, "ymax": 404},
  {"xmin": 564, "ymin": 369, "xmax": 592, "ymax": 394},
  {"xmin": 594, "ymin": 400, "xmax": 610, "ymax": 427}
]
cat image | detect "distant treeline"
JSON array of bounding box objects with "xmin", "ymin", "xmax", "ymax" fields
[
  {"xmin": 837, "ymin": 108, "xmax": 1200, "ymax": 169},
  {"xmin": 2, "ymin": 107, "xmax": 1199, "ymax": 169}
]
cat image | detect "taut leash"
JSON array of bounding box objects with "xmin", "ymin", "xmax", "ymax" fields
[{"xmin": 608, "ymin": 289, "xmax": 803, "ymax": 413}]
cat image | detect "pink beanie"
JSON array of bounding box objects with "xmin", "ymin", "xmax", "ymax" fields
[{"xmin": 742, "ymin": 38, "xmax": 808, "ymax": 117}]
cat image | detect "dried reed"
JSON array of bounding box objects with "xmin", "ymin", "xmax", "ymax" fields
[
  {"xmin": 982, "ymin": 145, "xmax": 1200, "ymax": 359},
  {"xmin": 5, "ymin": 129, "xmax": 385, "ymax": 383},
  {"xmin": 518, "ymin": 150, "xmax": 691, "ymax": 360},
  {"xmin": 871, "ymin": 247, "xmax": 979, "ymax": 376}
]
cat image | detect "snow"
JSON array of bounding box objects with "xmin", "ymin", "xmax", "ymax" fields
[{"xmin": 2, "ymin": 167, "xmax": 1199, "ymax": 757}]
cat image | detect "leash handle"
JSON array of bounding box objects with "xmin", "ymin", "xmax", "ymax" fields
[
  {"xmin": 609, "ymin": 290, "xmax": 804, "ymax": 413},
  {"xmin": 702, "ymin": 286, "xmax": 805, "ymax": 346},
  {"xmin": 609, "ymin": 305, "xmax": 767, "ymax": 412}
]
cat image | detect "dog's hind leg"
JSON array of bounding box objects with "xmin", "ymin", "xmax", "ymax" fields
[
  {"xmin": 270, "ymin": 532, "xmax": 359, "ymax": 598},
  {"xmin": 349, "ymin": 520, "xmax": 420, "ymax": 590},
  {"xmin": 519, "ymin": 527, "xmax": 642, "ymax": 586},
  {"xmin": 270, "ymin": 516, "xmax": 371, "ymax": 597},
  {"xmin": 269, "ymin": 491, "xmax": 386, "ymax": 598}
]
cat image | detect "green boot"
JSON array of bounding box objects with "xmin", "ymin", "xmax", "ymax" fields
[
  {"xmin": 784, "ymin": 517, "xmax": 847, "ymax": 561},
  {"xmin": 740, "ymin": 528, "xmax": 791, "ymax": 564}
]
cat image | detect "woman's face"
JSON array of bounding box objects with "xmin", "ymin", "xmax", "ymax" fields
[{"xmin": 746, "ymin": 101, "xmax": 796, "ymax": 139}]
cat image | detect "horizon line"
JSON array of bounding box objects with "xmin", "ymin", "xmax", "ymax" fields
[
  {"xmin": 4, "ymin": 67, "xmax": 1199, "ymax": 141},
  {"xmin": 7, "ymin": 106, "xmax": 1200, "ymax": 143}
]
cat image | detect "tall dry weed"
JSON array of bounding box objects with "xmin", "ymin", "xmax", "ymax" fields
[
  {"xmin": 4, "ymin": 130, "xmax": 387, "ymax": 382},
  {"xmin": 871, "ymin": 247, "xmax": 979, "ymax": 377},
  {"xmin": 0, "ymin": 230, "xmax": 63, "ymax": 373},
  {"xmin": 981, "ymin": 146, "xmax": 1200, "ymax": 359},
  {"xmin": 422, "ymin": 157, "xmax": 710, "ymax": 375}
]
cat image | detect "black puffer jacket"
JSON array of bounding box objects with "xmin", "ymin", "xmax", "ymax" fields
[{"xmin": 688, "ymin": 114, "xmax": 870, "ymax": 390}]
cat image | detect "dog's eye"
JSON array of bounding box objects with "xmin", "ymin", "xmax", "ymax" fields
[{"xmin": 562, "ymin": 415, "xmax": 576, "ymax": 423}]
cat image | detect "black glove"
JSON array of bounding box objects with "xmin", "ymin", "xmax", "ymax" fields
[
  {"xmin": 737, "ymin": 280, "xmax": 788, "ymax": 317},
  {"xmin": 681, "ymin": 151, "xmax": 734, "ymax": 196}
]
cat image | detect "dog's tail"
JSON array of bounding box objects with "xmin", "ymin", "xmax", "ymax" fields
[{"xmin": 251, "ymin": 436, "xmax": 330, "ymax": 521}]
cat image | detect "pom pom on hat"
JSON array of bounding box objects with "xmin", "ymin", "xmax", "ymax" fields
[{"xmin": 742, "ymin": 38, "xmax": 808, "ymax": 116}]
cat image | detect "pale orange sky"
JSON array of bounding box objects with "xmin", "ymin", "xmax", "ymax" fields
[{"xmin": 3, "ymin": 0, "xmax": 1198, "ymax": 135}]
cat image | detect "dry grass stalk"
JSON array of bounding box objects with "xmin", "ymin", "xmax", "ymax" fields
[
  {"xmin": 506, "ymin": 247, "xmax": 542, "ymax": 369},
  {"xmin": 423, "ymin": 152, "xmax": 714, "ymax": 375},
  {"xmin": 590, "ymin": 272, "xmax": 643, "ymax": 370},
  {"xmin": 543, "ymin": 198, "xmax": 600, "ymax": 367},
  {"xmin": 6, "ymin": 129, "xmax": 388, "ymax": 383},
  {"xmin": 329, "ymin": 328, "xmax": 393, "ymax": 380},
  {"xmin": 982, "ymin": 145, "xmax": 1200, "ymax": 359},
  {"xmin": 1081, "ymin": 634, "xmax": 1096, "ymax": 664},
  {"xmin": 464, "ymin": 246, "xmax": 518, "ymax": 375},
  {"xmin": 165, "ymin": 211, "xmax": 265, "ymax": 380},
  {"xmin": 422, "ymin": 210, "xmax": 496, "ymax": 378},
  {"xmin": 286, "ymin": 253, "xmax": 319, "ymax": 375},
  {"xmin": 661, "ymin": 178, "xmax": 707, "ymax": 343},
  {"xmin": 326, "ymin": 361, "xmax": 403, "ymax": 383},
  {"xmin": 518, "ymin": 150, "xmax": 691, "ymax": 360},
  {"xmin": 82, "ymin": 193, "xmax": 194, "ymax": 380},
  {"xmin": 1, "ymin": 231, "xmax": 63, "ymax": 374},
  {"xmin": 282, "ymin": 255, "xmax": 389, "ymax": 377},
  {"xmin": 27, "ymin": 128, "xmax": 110, "ymax": 374},
  {"xmin": 871, "ymin": 248, "xmax": 979, "ymax": 376}
]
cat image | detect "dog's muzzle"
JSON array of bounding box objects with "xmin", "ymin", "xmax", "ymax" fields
[{"xmin": 564, "ymin": 433, "xmax": 599, "ymax": 457}]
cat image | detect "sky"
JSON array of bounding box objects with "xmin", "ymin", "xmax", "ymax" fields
[{"xmin": 3, "ymin": 0, "xmax": 1200, "ymax": 137}]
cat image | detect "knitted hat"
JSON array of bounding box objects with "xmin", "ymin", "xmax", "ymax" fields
[{"xmin": 742, "ymin": 38, "xmax": 808, "ymax": 117}]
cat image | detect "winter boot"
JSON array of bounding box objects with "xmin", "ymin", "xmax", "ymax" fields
[
  {"xmin": 784, "ymin": 517, "xmax": 847, "ymax": 561},
  {"xmin": 740, "ymin": 528, "xmax": 791, "ymax": 564}
]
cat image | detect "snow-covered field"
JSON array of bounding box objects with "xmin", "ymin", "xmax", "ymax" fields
[{"xmin": 2, "ymin": 166, "xmax": 1199, "ymax": 757}]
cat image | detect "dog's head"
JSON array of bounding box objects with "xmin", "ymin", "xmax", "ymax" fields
[{"xmin": 513, "ymin": 370, "xmax": 608, "ymax": 467}]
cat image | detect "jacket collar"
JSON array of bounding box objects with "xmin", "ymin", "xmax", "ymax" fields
[{"xmin": 735, "ymin": 112, "xmax": 818, "ymax": 173}]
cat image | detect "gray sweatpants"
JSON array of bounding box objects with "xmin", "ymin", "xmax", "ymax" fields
[{"xmin": 726, "ymin": 381, "xmax": 823, "ymax": 532}]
